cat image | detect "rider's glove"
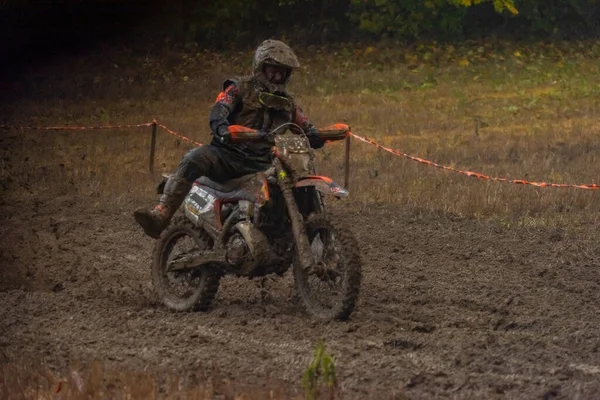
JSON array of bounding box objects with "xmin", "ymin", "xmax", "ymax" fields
[
  {"xmin": 306, "ymin": 126, "xmax": 325, "ymax": 149},
  {"xmin": 307, "ymin": 126, "xmax": 320, "ymax": 136},
  {"xmin": 215, "ymin": 125, "xmax": 232, "ymax": 144},
  {"xmin": 257, "ymin": 130, "xmax": 275, "ymax": 142}
]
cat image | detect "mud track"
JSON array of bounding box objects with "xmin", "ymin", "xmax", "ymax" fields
[{"xmin": 1, "ymin": 184, "xmax": 599, "ymax": 398}]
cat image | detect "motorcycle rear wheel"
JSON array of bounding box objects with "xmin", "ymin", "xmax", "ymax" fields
[
  {"xmin": 151, "ymin": 216, "xmax": 220, "ymax": 312},
  {"xmin": 293, "ymin": 212, "xmax": 361, "ymax": 320}
]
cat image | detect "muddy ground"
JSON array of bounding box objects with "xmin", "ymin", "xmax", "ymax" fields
[{"xmin": 1, "ymin": 149, "xmax": 599, "ymax": 399}]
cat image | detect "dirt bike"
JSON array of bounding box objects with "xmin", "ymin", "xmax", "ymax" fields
[{"xmin": 151, "ymin": 123, "xmax": 361, "ymax": 320}]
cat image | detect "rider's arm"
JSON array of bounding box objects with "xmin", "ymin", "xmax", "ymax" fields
[
  {"xmin": 209, "ymin": 82, "xmax": 242, "ymax": 144},
  {"xmin": 293, "ymin": 106, "xmax": 325, "ymax": 149}
]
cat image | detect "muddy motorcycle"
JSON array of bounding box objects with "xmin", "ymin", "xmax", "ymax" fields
[{"xmin": 152, "ymin": 123, "xmax": 361, "ymax": 320}]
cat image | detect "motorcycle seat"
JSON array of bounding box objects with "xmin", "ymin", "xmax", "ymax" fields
[{"xmin": 196, "ymin": 174, "xmax": 259, "ymax": 193}]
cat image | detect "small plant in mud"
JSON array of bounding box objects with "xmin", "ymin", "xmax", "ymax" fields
[{"xmin": 302, "ymin": 341, "xmax": 337, "ymax": 400}]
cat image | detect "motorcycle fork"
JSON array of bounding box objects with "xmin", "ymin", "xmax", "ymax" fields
[{"xmin": 276, "ymin": 164, "xmax": 314, "ymax": 271}]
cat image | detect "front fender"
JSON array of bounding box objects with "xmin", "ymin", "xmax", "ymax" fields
[{"xmin": 295, "ymin": 176, "xmax": 349, "ymax": 198}]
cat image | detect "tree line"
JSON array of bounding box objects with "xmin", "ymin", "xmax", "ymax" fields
[{"xmin": 177, "ymin": 0, "xmax": 600, "ymax": 46}]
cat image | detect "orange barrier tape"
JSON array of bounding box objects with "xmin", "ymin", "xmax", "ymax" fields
[
  {"xmin": 3, "ymin": 119, "xmax": 597, "ymax": 190},
  {"xmin": 0, "ymin": 122, "xmax": 153, "ymax": 130},
  {"xmin": 350, "ymin": 132, "xmax": 600, "ymax": 190},
  {"xmin": 153, "ymin": 120, "xmax": 202, "ymax": 146},
  {"xmin": 0, "ymin": 119, "xmax": 203, "ymax": 146}
]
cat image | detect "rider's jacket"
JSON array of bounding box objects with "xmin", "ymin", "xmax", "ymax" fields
[{"xmin": 208, "ymin": 76, "xmax": 323, "ymax": 160}]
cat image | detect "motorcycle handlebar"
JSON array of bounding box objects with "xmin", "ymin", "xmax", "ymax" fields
[
  {"xmin": 227, "ymin": 125, "xmax": 263, "ymax": 141},
  {"xmin": 227, "ymin": 123, "xmax": 350, "ymax": 143},
  {"xmin": 316, "ymin": 124, "xmax": 350, "ymax": 141}
]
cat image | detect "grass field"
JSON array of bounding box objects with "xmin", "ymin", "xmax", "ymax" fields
[{"xmin": 4, "ymin": 39, "xmax": 599, "ymax": 225}]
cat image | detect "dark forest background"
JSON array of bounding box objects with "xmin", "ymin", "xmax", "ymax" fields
[{"xmin": 1, "ymin": 0, "xmax": 599, "ymax": 70}]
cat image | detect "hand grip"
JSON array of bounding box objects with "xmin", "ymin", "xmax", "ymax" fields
[
  {"xmin": 228, "ymin": 125, "xmax": 262, "ymax": 141},
  {"xmin": 314, "ymin": 123, "xmax": 350, "ymax": 141}
]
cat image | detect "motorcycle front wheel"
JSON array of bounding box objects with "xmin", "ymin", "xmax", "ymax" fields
[
  {"xmin": 151, "ymin": 217, "xmax": 220, "ymax": 312},
  {"xmin": 293, "ymin": 212, "xmax": 362, "ymax": 320}
]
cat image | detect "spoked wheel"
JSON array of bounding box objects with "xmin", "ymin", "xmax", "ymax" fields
[
  {"xmin": 293, "ymin": 213, "xmax": 361, "ymax": 320},
  {"xmin": 152, "ymin": 217, "xmax": 220, "ymax": 312}
]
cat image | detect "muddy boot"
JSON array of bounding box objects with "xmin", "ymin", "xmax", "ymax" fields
[
  {"xmin": 134, "ymin": 176, "xmax": 192, "ymax": 239},
  {"xmin": 134, "ymin": 205, "xmax": 170, "ymax": 239}
]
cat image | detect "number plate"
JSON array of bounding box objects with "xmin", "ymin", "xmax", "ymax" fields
[{"xmin": 185, "ymin": 186, "xmax": 216, "ymax": 215}]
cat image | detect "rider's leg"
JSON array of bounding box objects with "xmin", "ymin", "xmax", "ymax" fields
[
  {"xmin": 134, "ymin": 145, "xmax": 227, "ymax": 238},
  {"xmin": 134, "ymin": 144, "xmax": 272, "ymax": 238}
]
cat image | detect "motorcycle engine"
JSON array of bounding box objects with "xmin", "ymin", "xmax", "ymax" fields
[{"xmin": 225, "ymin": 233, "xmax": 250, "ymax": 266}]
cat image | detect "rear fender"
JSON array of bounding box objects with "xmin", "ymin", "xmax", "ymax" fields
[{"xmin": 295, "ymin": 176, "xmax": 348, "ymax": 198}]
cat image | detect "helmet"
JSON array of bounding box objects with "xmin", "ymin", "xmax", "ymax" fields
[{"xmin": 252, "ymin": 39, "xmax": 300, "ymax": 92}]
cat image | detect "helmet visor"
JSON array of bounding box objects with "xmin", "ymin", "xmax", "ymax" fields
[{"xmin": 263, "ymin": 64, "xmax": 291, "ymax": 85}]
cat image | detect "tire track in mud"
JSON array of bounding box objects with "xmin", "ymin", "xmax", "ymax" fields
[
  {"xmin": 189, "ymin": 294, "xmax": 600, "ymax": 396},
  {"xmin": 1, "ymin": 197, "xmax": 600, "ymax": 398},
  {"xmin": 191, "ymin": 324, "xmax": 315, "ymax": 379},
  {"xmin": 570, "ymin": 363, "xmax": 600, "ymax": 375}
]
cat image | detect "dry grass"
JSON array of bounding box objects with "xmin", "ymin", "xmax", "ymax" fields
[
  {"xmin": 0, "ymin": 358, "xmax": 302, "ymax": 400},
  {"xmin": 3, "ymin": 40, "xmax": 600, "ymax": 224}
]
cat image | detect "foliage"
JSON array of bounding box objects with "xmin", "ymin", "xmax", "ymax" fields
[
  {"xmin": 179, "ymin": 0, "xmax": 599, "ymax": 46},
  {"xmin": 349, "ymin": 0, "xmax": 517, "ymax": 39},
  {"xmin": 302, "ymin": 341, "xmax": 337, "ymax": 400},
  {"xmin": 184, "ymin": 0, "xmax": 351, "ymax": 46},
  {"xmin": 511, "ymin": 0, "xmax": 600, "ymax": 36},
  {"xmin": 455, "ymin": 0, "xmax": 519, "ymax": 14}
]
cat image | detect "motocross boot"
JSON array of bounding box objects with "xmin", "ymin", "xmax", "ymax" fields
[{"xmin": 134, "ymin": 175, "xmax": 192, "ymax": 239}]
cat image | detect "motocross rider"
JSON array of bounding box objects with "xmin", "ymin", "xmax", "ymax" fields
[{"xmin": 134, "ymin": 39, "xmax": 326, "ymax": 238}]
